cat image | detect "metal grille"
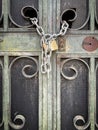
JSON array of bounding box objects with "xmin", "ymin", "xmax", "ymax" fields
[
  {"xmin": 60, "ymin": 0, "xmax": 89, "ymax": 30},
  {"xmin": 61, "ymin": 59, "xmax": 89, "ymax": 130},
  {"xmin": 0, "ymin": 0, "xmax": 98, "ymax": 130},
  {"xmin": 9, "ymin": 0, "xmax": 38, "ymax": 27},
  {"xmin": 10, "ymin": 57, "xmax": 39, "ymax": 130}
]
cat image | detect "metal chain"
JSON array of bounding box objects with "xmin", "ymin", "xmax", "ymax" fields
[
  {"xmin": 30, "ymin": 17, "xmax": 69, "ymax": 75},
  {"xmin": 30, "ymin": 18, "xmax": 69, "ymax": 38},
  {"xmin": 40, "ymin": 37, "xmax": 52, "ymax": 76},
  {"xmin": 30, "ymin": 18, "xmax": 45, "ymax": 36}
]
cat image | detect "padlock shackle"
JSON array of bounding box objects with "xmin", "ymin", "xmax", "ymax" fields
[
  {"xmin": 61, "ymin": 8, "xmax": 77, "ymax": 23},
  {"xmin": 21, "ymin": 6, "xmax": 38, "ymax": 19}
]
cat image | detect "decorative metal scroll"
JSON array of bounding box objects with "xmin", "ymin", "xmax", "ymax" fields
[
  {"xmin": 95, "ymin": 0, "xmax": 98, "ymax": 25},
  {"xmin": 9, "ymin": 0, "xmax": 38, "ymax": 27},
  {"xmin": 61, "ymin": 59, "xmax": 90, "ymax": 130},
  {"xmin": 8, "ymin": 56, "xmax": 39, "ymax": 130},
  {"xmin": 61, "ymin": 0, "xmax": 90, "ymax": 30},
  {"xmin": 0, "ymin": 59, "xmax": 4, "ymax": 129}
]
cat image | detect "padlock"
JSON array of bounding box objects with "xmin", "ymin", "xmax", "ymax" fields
[{"xmin": 50, "ymin": 39, "xmax": 58, "ymax": 51}]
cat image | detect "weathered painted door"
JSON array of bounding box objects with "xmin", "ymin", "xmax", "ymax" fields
[{"xmin": 0, "ymin": 0, "xmax": 98, "ymax": 130}]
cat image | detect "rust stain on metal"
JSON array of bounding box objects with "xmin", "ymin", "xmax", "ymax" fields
[
  {"xmin": 58, "ymin": 37, "xmax": 66, "ymax": 51},
  {"xmin": 82, "ymin": 36, "xmax": 98, "ymax": 52}
]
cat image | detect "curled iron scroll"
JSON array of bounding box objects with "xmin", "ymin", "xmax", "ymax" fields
[
  {"xmin": 73, "ymin": 115, "xmax": 90, "ymax": 130},
  {"xmin": 9, "ymin": 56, "xmax": 38, "ymax": 129},
  {"xmin": 61, "ymin": 9, "xmax": 90, "ymax": 30},
  {"xmin": 22, "ymin": 62, "xmax": 38, "ymax": 78},
  {"xmin": 9, "ymin": 0, "xmax": 38, "ymax": 27},
  {"xmin": 60, "ymin": 0, "xmax": 90, "ymax": 30},
  {"xmin": 9, "ymin": 114, "xmax": 26, "ymax": 129},
  {"xmin": 61, "ymin": 58, "xmax": 90, "ymax": 129},
  {"xmin": 9, "ymin": 56, "xmax": 38, "ymax": 78},
  {"xmin": 61, "ymin": 65, "xmax": 78, "ymax": 80},
  {"xmin": 21, "ymin": 6, "xmax": 38, "ymax": 20},
  {"xmin": 61, "ymin": 59, "xmax": 90, "ymax": 80}
]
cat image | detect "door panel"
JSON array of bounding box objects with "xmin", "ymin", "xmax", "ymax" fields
[
  {"xmin": 58, "ymin": 58, "xmax": 90, "ymax": 130},
  {"xmin": 9, "ymin": 57, "xmax": 39, "ymax": 130},
  {"xmin": 0, "ymin": 0, "xmax": 97, "ymax": 130}
]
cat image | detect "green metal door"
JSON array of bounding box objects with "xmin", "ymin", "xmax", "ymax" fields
[{"xmin": 0, "ymin": 0, "xmax": 98, "ymax": 130}]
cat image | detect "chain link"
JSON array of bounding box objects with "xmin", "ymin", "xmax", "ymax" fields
[
  {"xmin": 40, "ymin": 38, "xmax": 52, "ymax": 76},
  {"xmin": 30, "ymin": 17, "xmax": 69, "ymax": 38},
  {"xmin": 30, "ymin": 18, "xmax": 45, "ymax": 36},
  {"xmin": 30, "ymin": 17, "xmax": 69, "ymax": 75}
]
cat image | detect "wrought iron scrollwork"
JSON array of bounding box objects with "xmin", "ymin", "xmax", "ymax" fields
[
  {"xmin": 61, "ymin": 63, "xmax": 78, "ymax": 80},
  {"xmin": 22, "ymin": 58, "xmax": 38, "ymax": 78},
  {"xmin": 73, "ymin": 115, "xmax": 90, "ymax": 130},
  {"xmin": 9, "ymin": 114, "xmax": 26, "ymax": 130},
  {"xmin": 9, "ymin": 56, "xmax": 38, "ymax": 78},
  {"xmin": 60, "ymin": 0, "xmax": 90, "ymax": 30},
  {"xmin": 9, "ymin": 0, "xmax": 38, "ymax": 27},
  {"xmin": 73, "ymin": 59, "xmax": 90, "ymax": 130},
  {"xmin": 61, "ymin": 58, "xmax": 90, "ymax": 130},
  {"xmin": 9, "ymin": 56, "xmax": 38, "ymax": 129}
]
